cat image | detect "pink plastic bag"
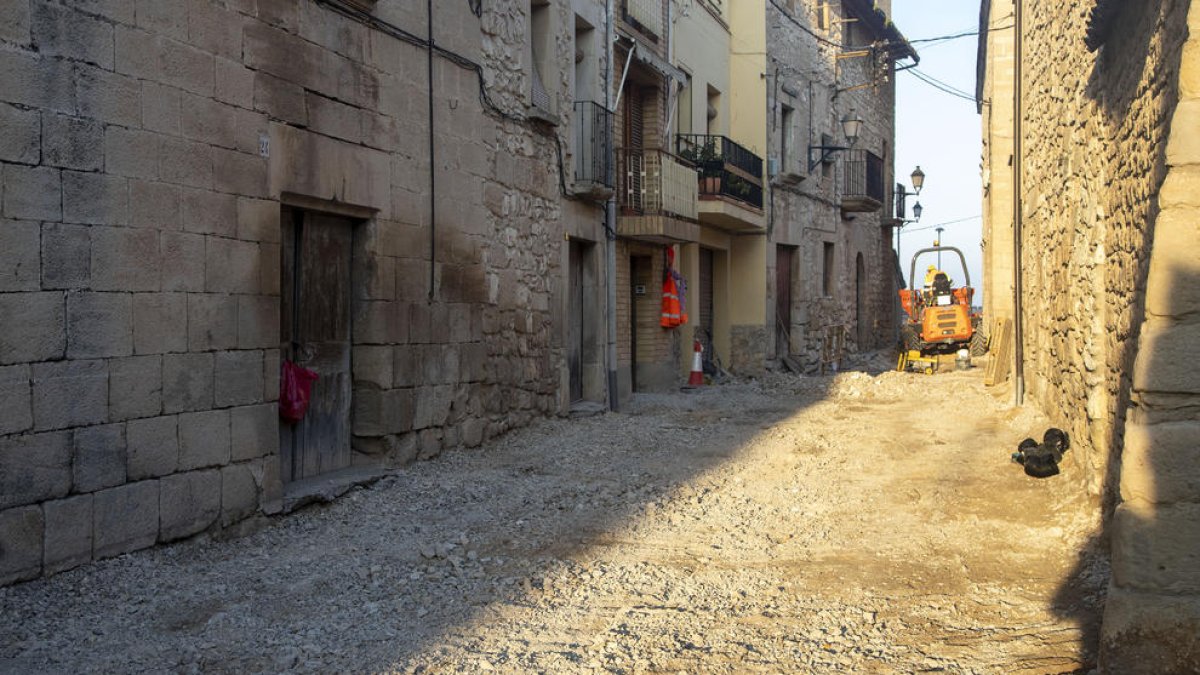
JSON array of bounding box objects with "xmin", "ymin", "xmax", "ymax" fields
[{"xmin": 279, "ymin": 360, "xmax": 319, "ymax": 424}]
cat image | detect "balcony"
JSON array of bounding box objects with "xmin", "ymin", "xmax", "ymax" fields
[
  {"xmin": 841, "ymin": 149, "xmax": 885, "ymax": 212},
  {"xmin": 572, "ymin": 101, "xmax": 614, "ymax": 200},
  {"xmin": 676, "ymin": 134, "xmax": 766, "ymax": 232},
  {"xmin": 616, "ymin": 148, "xmax": 700, "ymax": 243}
]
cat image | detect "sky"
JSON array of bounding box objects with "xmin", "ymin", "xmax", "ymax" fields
[{"xmin": 891, "ymin": 0, "xmax": 986, "ymax": 299}]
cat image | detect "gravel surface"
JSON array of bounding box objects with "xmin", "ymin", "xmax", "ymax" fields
[{"xmin": 0, "ymin": 356, "xmax": 1107, "ymax": 673}]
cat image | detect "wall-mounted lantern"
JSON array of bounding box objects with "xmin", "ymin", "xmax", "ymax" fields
[{"xmin": 807, "ymin": 109, "xmax": 864, "ymax": 172}]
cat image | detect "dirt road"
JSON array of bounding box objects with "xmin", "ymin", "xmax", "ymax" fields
[{"xmin": 0, "ymin": 359, "xmax": 1107, "ymax": 673}]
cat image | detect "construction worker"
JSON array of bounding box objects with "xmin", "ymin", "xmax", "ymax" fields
[{"xmin": 922, "ymin": 264, "xmax": 939, "ymax": 302}]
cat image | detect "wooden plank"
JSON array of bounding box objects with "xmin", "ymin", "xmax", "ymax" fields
[{"xmin": 985, "ymin": 318, "xmax": 1013, "ymax": 386}]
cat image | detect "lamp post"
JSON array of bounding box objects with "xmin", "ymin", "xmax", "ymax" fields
[
  {"xmin": 807, "ymin": 110, "xmax": 865, "ymax": 172},
  {"xmin": 894, "ymin": 166, "xmax": 926, "ymax": 268},
  {"xmin": 935, "ymin": 226, "xmax": 945, "ymax": 268}
]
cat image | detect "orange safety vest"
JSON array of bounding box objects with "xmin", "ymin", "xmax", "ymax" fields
[{"xmin": 661, "ymin": 275, "xmax": 682, "ymax": 328}]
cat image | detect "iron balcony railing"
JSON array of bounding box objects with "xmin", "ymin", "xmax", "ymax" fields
[
  {"xmin": 617, "ymin": 148, "xmax": 699, "ymax": 220},
  {"xmin": 573, "ymin": 101, "xmax": 614, "ymax": 189},
  {"xmin": 675, "ymin": 133, "xmax": 765, "ymax": 209},
  {"xmin": 841, "ymin": 149, "xmax": 886, "ymax": 209}
]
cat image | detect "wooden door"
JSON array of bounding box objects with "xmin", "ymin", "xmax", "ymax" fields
[
  {"xmin": 630, "ymin": 255, "xmax": 652, "ymax": 392},
  {"xmin": 776, "ymin": 246, "xmax": 794, "ymax": 358},
  {"xmin": 568, "ymin": 241, "xmax": 585, "ymax": 402},
  {"xmin": 856, "ymin": 253, "xmax": 868, "ymax": 350},
  {"xmin": 698, "ymin": 247, "xmax": 714, "ymax": 366},
  {"xmin": 280, "ymin": 208, "xmax": 354, "ymax": 484}
]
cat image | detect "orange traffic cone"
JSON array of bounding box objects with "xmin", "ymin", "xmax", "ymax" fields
[{"xmin": 688, "ymin": 339, "xmax": 705, "ymax": 386}]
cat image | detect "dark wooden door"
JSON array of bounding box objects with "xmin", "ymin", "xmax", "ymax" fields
[
  {"xmin": 280, "ymin": 208, "xmax": 354, "ymax": 484},
  {"xmin": 856, "ymin": 253, "xmax": 868, "ymax": 350},
  {"xmin": 698, "ymin": 247, "xmax": 714, "ymax": 366},
  {"xmin": 776, "ymin": 245, "xmax": 794, "ymax": 358},
  {"xmin": 630, "ymin": 255, "xmax": 651, "ymax": 392},
  {"xmin": 568, "ymin": 241, "xmax": 585, "ymax": 402}
]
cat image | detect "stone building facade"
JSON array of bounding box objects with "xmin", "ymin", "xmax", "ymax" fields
[
  {"xmin": 0, "ymin": 0, "xmax": 913, "ymax": 585},
  {"xmin": 978, "ymin": 0, "xmax": 1200, "ymax": 668},
  {"xmin": 0, "ymin": 0, "xmax": 612, "ymax": 584},
  {"xmin": 765, "ymin": 0, "xmax": 916, "ymax": 370}
]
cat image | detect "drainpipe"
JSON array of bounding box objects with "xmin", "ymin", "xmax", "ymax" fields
[
  {"xmin": 1013, "ymin": 0, "xmax": 1024, "ymax": 405},
  {"xmin": 605, "ymin": 0, "xmax": 619, "ymax": 411},
  {"xmin": 427, "ymin": 0, "xmax": 437, "ymax": 302}
]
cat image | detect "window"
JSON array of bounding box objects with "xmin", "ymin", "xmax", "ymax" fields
[
  {"xmin": 822, "ymin": 242, "xmax": 835, "ymax": 297},
  {"xmin": 706, "ymin": 85, "xmax": 721, "ymax": 135},
  {"xmin": 574, "ymin": 16, "xmax": 597, "ymax": 102},
  {"xmin": 780, "ymin": 104, "xmax": 794, "ymax": 171},
  {"xmin": 676, "ymin": 74, "xmax": 693, "ymax": 135},
  {"xmin": 529, "ymin": 0, "xmax": 555, "ymax": 115}
]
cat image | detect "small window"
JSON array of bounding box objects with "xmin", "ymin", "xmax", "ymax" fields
[
  {"xmin": 822, "ymin": 242, "xmax": 835, "ymax": 297},
  {"xmin": 529, "ymin": 0, "xmax": 555, "ymax": 115},
  {"xmin": 780, "ymin": 104, "xmax": 794, "ymax": 171},
  {"xmin": 677, "ymin": 74, "xmax": 693, "ymax": 135},
  {"xmin": 706, "ymin": 85, "xmax": 721, "ymax": 135}
]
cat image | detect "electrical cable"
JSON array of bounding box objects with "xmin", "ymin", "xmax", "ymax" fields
[
  {"xmin": 312, "ymin": 0, "xmax": 573, "ymax": 199},
  {"xmin": 903, "ymin": 68, "xmax": 979, "ymax": 103},
  {"xmin": 901, "ymin": 215, "xmax": 981, "ymax": 233},
  {"xmin": 767, "ymin": 0, "xmax": 845, "ymax": 49}
]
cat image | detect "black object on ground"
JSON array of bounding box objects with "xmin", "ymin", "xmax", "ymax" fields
[{"xmin": 1011, "ymin": 428, "xmax": 1071, "ymax": 478}]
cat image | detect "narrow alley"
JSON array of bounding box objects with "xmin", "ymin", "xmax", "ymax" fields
[{"xmin": 0, "ymin": 362, "xmax": 1106, "ymax": 673}]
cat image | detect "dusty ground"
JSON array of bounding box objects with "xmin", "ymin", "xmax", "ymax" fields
[{"xmin": 0, "ymin": 357, "xmax": 1108, "ymax": 674}]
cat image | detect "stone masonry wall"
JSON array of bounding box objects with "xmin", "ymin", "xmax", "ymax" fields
[
  {"xmin": 1101, "ymin": 0, "xmax": 1200, "ymax": 668},
  {"xmin": 1008, "ymin": 0, "xmax": 1199, "ymax": 669},
  {"xmin": 1018, "ymin": 0, "xmax": 1188, "ymax": 500},
  {"xmin": 0, "ymin": 0, "xmax": 606, "ymax": 585},
  {"xmin": 765, "ymin": 0, "xmax": 898, "ymax": 370}
]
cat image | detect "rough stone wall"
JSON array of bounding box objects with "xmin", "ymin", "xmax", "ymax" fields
[
  {"xmin": 765, "ymin": 0, "xmax": 899, "ymax": 370},
  {"xmin": 998, "ymin": 0, "xmax": 1199, "ymax": 668},
  {"xmin": 1101, "ymin": 1, "xmax": 1200, "ymax": 668},
  {"xmin": 0, "ymin": 0, "xmax": 606, "ymax": 585},
  {"xmin": 1017, "ymin": 0, "xmax": 1188, "ymax": 500}
]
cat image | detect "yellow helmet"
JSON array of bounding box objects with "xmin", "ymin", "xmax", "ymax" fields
[{"xmin": 927, "ymin": 265, "xmax": 936, "ymax": 272}]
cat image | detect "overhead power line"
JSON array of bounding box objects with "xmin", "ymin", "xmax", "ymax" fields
[
  {"xmin": 904, "ymin": 68, "xmax": 978, "ymax": 103},
  {"xmin": 903, "ymin": 215, "xmax": 982, "ymax": 233}
]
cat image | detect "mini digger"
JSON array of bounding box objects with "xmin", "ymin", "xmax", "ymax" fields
[{"xmin": 897, "ymin": 246, "xmax": 983, "ymax": 373}]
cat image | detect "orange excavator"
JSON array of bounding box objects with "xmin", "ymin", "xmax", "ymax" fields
[{"xmin": 898, "ymin": 246, "xmax": 983, "ymax": 360}]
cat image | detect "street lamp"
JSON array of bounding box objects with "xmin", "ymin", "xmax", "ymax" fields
[
  {"xmin": 807, "ymin": 109, "xmax": 864, "ymax": 172},
  {"xmin": 935, "ymin": 225, "xmax": 944, "ymax": 268},
  {"xmin": 894, "ymin": 166, "xmax": 926, "ymax": 264}
]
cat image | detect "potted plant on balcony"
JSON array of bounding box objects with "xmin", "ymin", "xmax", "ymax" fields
[{"xmin": 679, "ymin": 139, "xmax": 722, "ymax": 194}]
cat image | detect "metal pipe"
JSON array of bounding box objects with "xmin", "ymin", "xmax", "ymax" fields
[
  {"xmin": 614, "ymin": 40, "xmax": 635, "ymax": 111},
  {"xmin": 605, "ymin": 0, "xmax": 620, "ymax": 411},
  {"xmin": 427, "ymin": 0, "xmax": 437, "ymax": 302},
  {"xmin": 1013, "ymin": 0, "xmax": 1024, "ymax": 405}
]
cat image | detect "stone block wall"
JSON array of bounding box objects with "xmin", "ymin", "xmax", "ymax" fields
[
  {"xmin": 1017, "ymin": 0, "xmax": 1188, "ymax": 500},
  {"xmin": 764, "ymin": 0, "xmax": 899, "ymax": 369},
  {"xmin": 1100, "ymin": 1, "xmax": 1200, "ymax": 668},
  {"xmin": 0, "ymin": 0, "xmax": 607, "ymax": 585},
  {"xmin": 1001, "ymin": 0, "xmax": 1199, "ymax": 668}
]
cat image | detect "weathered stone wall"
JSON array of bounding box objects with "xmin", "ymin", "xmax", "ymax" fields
[
  {"xmin": 0, "ymin": 0, "xmax": 607, "ymax": 585},
  {"xmin": 998, "ymin": 0, "xmax": 1199, "ymax": 668},
  {"xmin": 1101, "ymin": 0, "xmax": 1200, "ymax": 668},
  {"xmin": 765, "ymin": 0, "xmax": 899, "ymax": 370},
  {"xmin": 1017, "ymin": 0, "xmax": 1188, "ymax": 500}
]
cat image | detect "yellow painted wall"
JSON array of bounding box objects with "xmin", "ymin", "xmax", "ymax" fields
[
  {"xmin": 727, "ymin": 0, "xmax": 767, "ymax": 329},
  {"xmin": 671, "ymin": 2, "xmax": 730, "ymax": 137}
]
